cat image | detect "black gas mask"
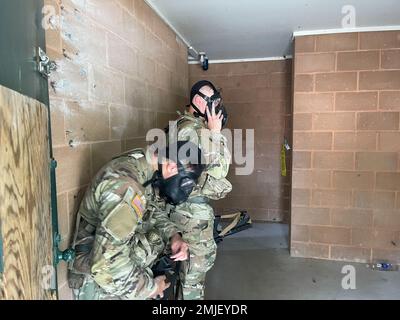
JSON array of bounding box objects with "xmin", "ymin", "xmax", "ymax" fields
[
  {"xmin": 190, "ymin": 80, "xmax": 228, "ymax": 128},
  {"xmin": 149, "ymin": 165, "xmax": 198, "ymax": 206},
  {"xmin": 143, "ymin": 141, "xmax": 205, "ymax": 206}
]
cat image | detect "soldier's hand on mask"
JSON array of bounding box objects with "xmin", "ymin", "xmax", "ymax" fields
[
  {"xmin": 150, "ymin": 275, "xmax": 171, "ymax": 299},
  {"xmin": 170, "ymin": 233, "xmax": 189, "ymax": 261},
  {"xmin": 206, "ymin": 105, "xmax": 223, "ymax": 133}
]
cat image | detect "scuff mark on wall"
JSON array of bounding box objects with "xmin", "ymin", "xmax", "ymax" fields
[{"xmin": 68, "ymin": 139, "xmax": 81, "ymax": 148}]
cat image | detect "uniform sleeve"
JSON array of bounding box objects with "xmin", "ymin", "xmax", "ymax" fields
[
  {"xmin": 201, "ymin": 130, "xmax": 231, "ymax": 179},
  {"xmin": 90, "ymin": 179, "xmax": 157, "ymax": 300},
  {"xmin": 178, "ymin": 125, "xmax": 231, "ymax": 179},
  {"xmin": 151, "ymin": 206, "xmax": 180, "ymax": 243}
]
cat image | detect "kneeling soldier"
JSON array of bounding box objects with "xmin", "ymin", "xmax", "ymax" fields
[{"xmin": 68, "ymin": 141, "xmax": 205, "ymax": 300}]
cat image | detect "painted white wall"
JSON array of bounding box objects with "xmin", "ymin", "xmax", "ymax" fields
[{"xmin": 147, "ymin": 0, "xmax": 400, "ymax": 60}]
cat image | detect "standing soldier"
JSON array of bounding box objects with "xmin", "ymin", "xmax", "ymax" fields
[
  {"xmin": 169, "ymin": 80, "xmax": 232, "ymax": 300},
  {"xmin": 67, "ymin": 141, "xmax": 205, "ymax": 300}
]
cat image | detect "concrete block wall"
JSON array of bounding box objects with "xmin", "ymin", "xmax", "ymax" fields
[
  {"xmin": 45, "ymin": 0, "xmax": 188, "ymax": 299},
  {"xmin": 189, "ymin": 60, "xmax": 293, "ymax": 222},
  {"xmin": 291, "ymin": 31, "xmax": 400, "ymax": 264}
]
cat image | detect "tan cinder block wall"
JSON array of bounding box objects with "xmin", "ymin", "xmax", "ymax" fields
[
  {"xmin": 45, "ymin": 0, "xmax": 188, "ymax": 299},
  {"xmin": 189, "ymin": 60, "xmax": 293, "ymax": 222},
  {"xmin": 291, "ymin": 31, "xmax": 400, "ymax": 264}
]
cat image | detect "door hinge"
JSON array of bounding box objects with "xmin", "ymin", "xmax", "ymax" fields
[
  {"xmin": 54, "ymin": 233, "xmax": 75, "ymax": 265},
  {"xmin": 51, "ymin": 158, "xmax": 57, "ymax": 170},
  {"xmin": 37, "ymin": 47, "xmax": 57, "ymax": 78}
]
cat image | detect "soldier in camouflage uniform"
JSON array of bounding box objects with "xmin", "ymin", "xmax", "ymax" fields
[
  {"xmin": 169, "ymin": 80, "xmax": 232, "ymax": 300},
  {"xmin": 67, "ymin": 142, "xmax": 205, "ymax": 300}
]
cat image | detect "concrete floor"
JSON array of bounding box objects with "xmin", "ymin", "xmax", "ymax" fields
[{"xmin": 205, "ymin": 223, "xmax": 400, "ymax": 300}]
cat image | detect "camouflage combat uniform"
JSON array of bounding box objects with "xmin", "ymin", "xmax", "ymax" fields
[
  {"xmin": 170, "ymin": 111, "xmax": 232, "ymax": 300},
  {"xmin": 68, "ymin": 149, "xmax": 179, "ymax": 300}
]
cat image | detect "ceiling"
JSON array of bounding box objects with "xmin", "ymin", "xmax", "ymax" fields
[{"xmin": 146, "ymin": 0, "xmax": 400, "ymax": 60}]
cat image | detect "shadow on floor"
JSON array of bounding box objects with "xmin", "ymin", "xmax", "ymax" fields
[{"xmin": 205, "ymin": 223, "xmax": 400, "ymax": 300}]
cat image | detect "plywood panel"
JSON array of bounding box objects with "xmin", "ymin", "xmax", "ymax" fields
[{"xmin": 0, "ymin": 85, "xmax": 54, "ymax": 300}]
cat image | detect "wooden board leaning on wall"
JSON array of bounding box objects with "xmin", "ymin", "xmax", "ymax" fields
[{"xmin": 0, "ymin": 85, "xmax": 55, "ymax": 300}]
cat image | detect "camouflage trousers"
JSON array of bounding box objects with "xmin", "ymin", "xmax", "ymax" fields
[
  {"xmin": 170, "ymin": 202, "xmax": 217, "ymax": 300},
  {"xmin": 74, "ymin": 228, "xmax": 165, "ymax": 300}
]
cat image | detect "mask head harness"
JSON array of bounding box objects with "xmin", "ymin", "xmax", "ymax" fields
[
  {"xmin": 144, "ymin": 141, "xmax": 205, "ymax": 206},
  {"xmin": 189, "ymin": 80, "xmax": 228, "ymax": 128}
]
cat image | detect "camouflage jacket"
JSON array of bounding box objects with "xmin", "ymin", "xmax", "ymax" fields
[
  {"xmin": 71, "ymin": 148, "xmax": 178, "ymax": 300},
  {"xmin": 173, "ymin": 111, "xmax": 232, "ymax": 202}
]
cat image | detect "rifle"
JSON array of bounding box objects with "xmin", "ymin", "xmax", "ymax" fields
[{"xmin": 151, "ymin": 211, "xmax": 252, "ymax": 300}]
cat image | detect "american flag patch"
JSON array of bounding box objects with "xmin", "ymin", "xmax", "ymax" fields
[{"xmin": 131, "ymin": 195, "xmax": 144, "ymax": 220}]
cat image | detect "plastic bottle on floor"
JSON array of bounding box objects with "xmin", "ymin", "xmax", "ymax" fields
[{"xmin": 367, "ymin": 262, "xmax": 399, "ymax": 271}]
